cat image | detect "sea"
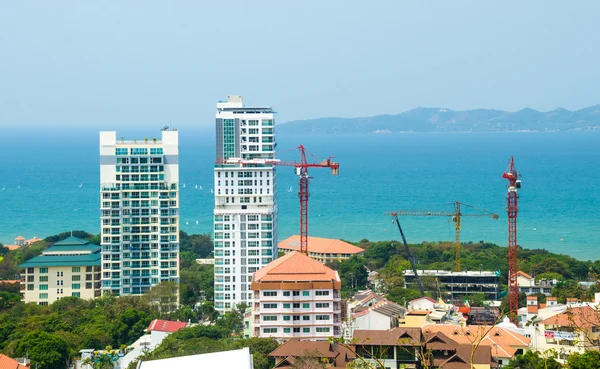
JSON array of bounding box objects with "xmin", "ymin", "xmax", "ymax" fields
[{"xmin": 0, "ymin": 129, "xmax": 599, "ymax": 261}]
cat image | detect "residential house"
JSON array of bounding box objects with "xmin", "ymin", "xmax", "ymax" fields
[
  {"xmin": 269, "ymin": 338, "xmax": 355, "ymax": 368},
  {"xmin": 0, "ymin": 354, "xmax": 29, "ymax": 369},
  {"xmin": 146, "ymin": 319, "xmax": 189, "ymax": 347},
  {"xmin": 278, "ymin": 235, "xmax": 364, "ymax": 264},
  {"xmin": 534, "ymin": 305, "xmax": 600, "ymax": 363},
  {"xmin": 251, "ymin": 251, "xmax": 342, "ymax": 340},
  {"xmin": 517, "ymin": 270, "xmax": 556, "ymax": 296},
  {"xmin": 423, "ymin": 322, "xmax": 529, "ymax": 367}
]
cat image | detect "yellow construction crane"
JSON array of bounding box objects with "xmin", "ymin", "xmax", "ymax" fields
[{"xmin": 392, "ymin": 202, "xmax": 499, "ymax": 272}]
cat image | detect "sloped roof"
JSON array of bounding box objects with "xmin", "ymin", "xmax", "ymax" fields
[
  {"xmin": 139, "ymin": 348, "xmax": 252, "ymax": 369},
  {"xmin": 253, "ymin": 251, "xmax": 341, "ymax": 283},
  {"xmin": 147, "ymin": 319, "xmax": 188, "ymax": 333},
  {"xmin": 54, "ymin": 236, "xmax": 90, "ymax": 246},
  {"xmin": 18, "ymin": 253, "xmax": 100, "ymax": 268},
  {"xmin": 423, "ymin": 325, "xmax": 530, "ymax": 359},
  {"xmin": 410, "ymin": 296, "xmax": 437, "ymax": 304},
  {"xmin": 540, "ymin": 305, "xmax": 600, "ymax": 328},
  {"xmin": 279, "ymin": 235, "xmax": 364, "ymax": 255},
  {"xmin": 436, "ymin": 345, "xmax": 496, "ymax": 368},
  {"xmin": 269, "ymin": 338, "xmax": 355, "ymax": 368},
  {"xmin": 517, "ymin": 270, "xmax": 532, "ymax": 279},
  {"xmin": 353, "ymin": 327, "xmax": 422, "ymax": 346},
  {"xmin": 0, "ymin": 354, "xmax": 29, "ymax": 369},
  {"xmin": 15, "ymin": 236, "xmax": 25, "ymax": 240}
]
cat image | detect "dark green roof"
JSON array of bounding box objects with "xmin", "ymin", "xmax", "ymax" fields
[
  {"xmin": 18, "ymin": 254, "xmax": 100, "ymax": 268},
  {"xmin": 53, "ymin": 236, "xmax": 90, "ymax": 246},
  {"xmin": 45, "ymin": 245, "xmax": 101, "ymax": 253}
]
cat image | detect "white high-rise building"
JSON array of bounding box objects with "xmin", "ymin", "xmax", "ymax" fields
[
  {"xmin": 213, "ymin": 95, "xmax": 277, "ymax": 313},
  {"xmin": 99, "ymin": 130, "xmax": 180, "ymax": 296}
]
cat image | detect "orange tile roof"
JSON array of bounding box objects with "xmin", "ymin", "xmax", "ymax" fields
[
  {"xmin": 4, "ymin": 245, "xmax": 20, "ymax": 251},
  {"xmin": 517, "ymin": 271, "xmax": 532, "ymax": 279},
  {"xmin": 253, "ymin": 251, "xmax": 341, "ymax": 283},
  {"xmin": 547, "ymin": 297, "xmax": 557, "ymax": 301},
  {"xmin": 527, "ymin": 306, "xmax": 539, "ymax": 314},
  {"xmin": 278, "ymin": 235, "xmax": 364, "ymax": 256},
  {"xmin": 423, "ymin": 325, "xmax": 530, "ymax": 359},
  {"xmin": 526, "ymin": 296, "xmax": 538, "ymax": 300},
  {"xmin": 0, "ymin": 354, "xmax": 29, "ymax": 369},
  {"xmin": 15, "ymin": 236, "xmax": 24, "ymax": 240},
  {"xmin": 540, "ymin": 305, "xmax": 600, "ymax": 328}
]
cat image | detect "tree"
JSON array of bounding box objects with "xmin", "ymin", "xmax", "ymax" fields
[
  {"xmin": 467, "ymin": 292, "xmax": 488, "ymax": 307},
  {"xmin": 386, "ymin": 287, "xmax": 421, "ymax": 306},
  {"xmin": 13, "ymin": 330, "xmax": 70, "ymax": 369},
  {"xmin": 505, "ymin": 350, "xmax": 561, "ymax": 369},
  {"xmin": 567, "ymin": 350, "xmax": 600, "ymax": 369},
  {"xmin": 338, "ymin": 256, "xmax": 368, "ymax": 293},
  {"xmin": 109, "ymin": 308, "xmax": 153, "ymax": 345}
]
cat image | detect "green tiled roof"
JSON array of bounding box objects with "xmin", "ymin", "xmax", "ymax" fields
[
  {"xmin": 18, "ymin": 253, "xmax": 100, "ymax": 268},
  {"xmin": 53, "ymin": 236, "xmax": 91, "ymax": 246},
  {"xmin": 45, "ymin": 245, "xmax": 101, "ymax": 253}
]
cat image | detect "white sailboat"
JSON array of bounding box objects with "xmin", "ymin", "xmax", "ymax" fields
[
  {"xmin": 199, "ymin": 186, "xmax": 203, "ymax": 190},
  {"xmin": 288, "ymin": 186, "xmax": 293, "ymax": 193},
  {"xmin": 210, "ymin": 188, "xmax": 214, "ymax": 194}
]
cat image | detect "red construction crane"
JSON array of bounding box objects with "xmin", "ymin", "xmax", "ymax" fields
[
  {"xmin": 502, "ymin": 156, "xmax": 521, "ymax": 324},
  {"xmin": 275, "ymin": 145, "xmax": 339, "ymax": 255}
]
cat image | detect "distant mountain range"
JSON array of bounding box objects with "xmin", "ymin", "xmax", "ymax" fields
[{"xmin": 277, "ymin": 106, "xmax": 600, "ymax": 134}]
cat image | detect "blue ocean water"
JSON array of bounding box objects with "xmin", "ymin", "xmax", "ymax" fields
[{"xmin": 0, "ymin": 130, "xmax": 598, "ymax": 260}]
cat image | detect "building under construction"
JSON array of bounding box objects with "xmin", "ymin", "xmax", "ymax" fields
[{"xmin": 403, "ymin": 269, "xmax": 500, "ymax": 301}]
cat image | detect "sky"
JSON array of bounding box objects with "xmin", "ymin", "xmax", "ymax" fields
[{"xmin": 1, "ymin": 1, "xmax": 599, "ymax": 130}]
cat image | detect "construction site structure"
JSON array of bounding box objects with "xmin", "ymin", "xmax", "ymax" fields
[
  {"xmin": 218, "ymin": 145, "xmax": 339, "ymax": 255},
  {"xmin": 502, "ymin": 156, "xmax": 521, "ymax": 324},
  {"xmin": 393, "ymin": 202, "xmax": 498, "ymax": 272}
]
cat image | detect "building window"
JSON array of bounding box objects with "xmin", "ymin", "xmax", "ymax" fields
[
  {"xmin": 263, "ymin": 316, "xmax": 277, "ymax": 321},
  {"xmin": 303, "ymin": 303, "xmax": 310, "ymax": 308},
  {"xmin": 72, "ymin": 284, "xmax": 81, "ymax": 290},
  {"xmin": 39, "ymin": 268, "xmax": 48, "ymax": 274},
  {"xmin": 283, "ymin": 316, "xmax": 291, "ymax": 321},
  {"xmin": 283, "ymin": 291, "xmax": 290, "ymax": 296},
  {"xmin": 263, "ymin": 303, "xmax": 277, "ymax": 309},
  {"xmin": 27, "ymin": 268, "xmax": 34, "ymax": 274},
  {"xmin": 56, "ymin": 271, "xmax": 64, "ymax": 277},
  {"xmin": 303, "ymin": 316, "xmax": 310, "ymax": 321},
  {"xmin": 27, "ymin": 285, "xmax": 34, "ymax": 291},
  {"xmin": 293, "ymin": 328, "xmax": 300, "ymax": 333},
  {"xmin": 72, "ymin": 267, "xmax": 80, "ymax": 273},
  {"xmin": 316, "ymin": 303, "xmax": 330, "ymax": 308},
  {"xmin": 39, "ymin": 293, "xmax": 48, "ymax": 299},
  {"xmin": 293, "ymin": 316, "xmax": 300, "ymax": 321},
  {"xmin": 316, "ymin": 327, "xmax": 330, "ymax": 333},
  {"xmin": 316, "ymin": 315, "xmax": 330, "ymax": 321},
  {"xmin": 262, "ymin": 328, "xmax": 277, "ymax": 334},
  {"xmin": 302, "ymin": 291, "xmax": 310, "ymax": 297},
  {"xmin": 283, "ymin": 303, "xmax": 290, "ymax": 309},
  {"xmin": 72, "ymin": 292, "xmax": 81, "ymax": 298},
  {"xmin": 72, "ymin": 275, "xmax": 81, "ymax": 281},
  {"xmin": 293, "ymin": 303, "xmax": 300, "ymax": 308},
  {"xmin": 283, "ymin": 328, "xmax": 291, "ymax": 333},
  {"xmin": 315, "ymin": 290, "xmax": 329, "ymax": 296},
  {"xmin": 39, "ymin": 276, "xmax": 48, "ymax": 282},
  {"xmin": 39, "ymin": 284, "xmax": 48, "ymax": 291},
  {"xmin": 293, "ymin": 291, "xmax": 300, "ymax": 296},
  {"xmin": 263, "ymin": 291, "xmax": 277, "ymax": 297},
  {"xmin": 303, "ymin": 328, "xmax": 310, "ymax": 333}
]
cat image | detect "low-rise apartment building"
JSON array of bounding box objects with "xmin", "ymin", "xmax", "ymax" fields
[
  {"xmin": 251, "ymin": 251, "xmax": 342, "ymax": 340},
  {"xmin": 517, "ymin": 270, "xmax": 556, "ymax": 296},
  {"xmin": 19, "ymin": 236, "xmax": 101, "ymax": 304},
  {"xmin": 278, "ymin": 235, "xmax": 364, "ymax": 263}
]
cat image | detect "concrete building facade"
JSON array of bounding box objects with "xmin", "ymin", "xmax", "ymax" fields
[
  {"xmin": 19, "ymin": 236, "xmax": 101, "ymax": 304},
  {"xmin": 99, "ymin": 130, "xmax": 180, "ymax": 296},
  {"xmin": 404, "ymin": 269, "xmax": 500, "ymax": 301},
  {"xmin": 251, "ymin": 251, "xmax": 342, "ymax": 341},
  {"xmin": 213, "ymin": 95, "xmax": 277, "ymax": 313}
]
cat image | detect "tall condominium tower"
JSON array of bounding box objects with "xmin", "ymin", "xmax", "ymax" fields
[
  {"xmin": 214, "ymin": 95, "xmax": 277, "ymax": 313},
  {"xmin": 99, "ymin": 131, "xmax": 180, "ymax": 296}
]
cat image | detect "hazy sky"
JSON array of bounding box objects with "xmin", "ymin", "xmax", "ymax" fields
[{"xmin": 1, "ymin": 1, "xmax": 599, "ymax": 129}]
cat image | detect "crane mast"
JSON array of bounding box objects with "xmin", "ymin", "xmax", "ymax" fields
[{"xmin": 502, "ymin": 156, "xmax": 520, "ymax": 324}]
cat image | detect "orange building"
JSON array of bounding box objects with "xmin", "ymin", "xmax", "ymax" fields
[
  {"xmin": 278, "ymin": 235, "xmax": 364, "ymax": 263},
  {"xmin": 251, "ymin": 251, "xmax": 342, "ymax": 341}
]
